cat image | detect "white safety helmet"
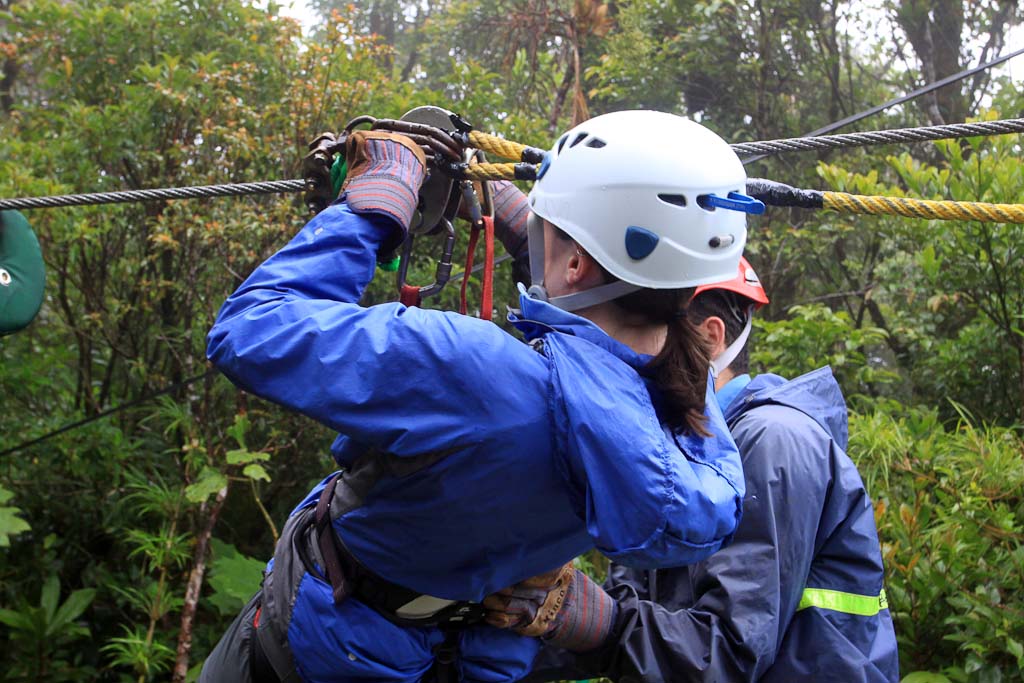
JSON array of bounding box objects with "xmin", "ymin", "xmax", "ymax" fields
[{"xmin": 527, "ymin": 110, "xmax": 761, "ymax": 311}]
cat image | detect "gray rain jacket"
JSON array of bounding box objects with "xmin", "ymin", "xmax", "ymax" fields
[{"xmin": 527, "ymin": 367, "xmax": 899, "ymax": 682}]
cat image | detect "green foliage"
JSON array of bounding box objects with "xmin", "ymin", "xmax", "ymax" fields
[
  {"xmin": 0, "ymin": 0, "xmax": 1021, "ymax": 679},
  {"xmin": 0, "ymin": 576, "xmax": 97, "ymax": 681},
  {"xmin": 0, "ymin": 486, "xmax": 30, "ymax": 547},
  {"xmin": 100, "ymin": 625, "xmax": 177, "ymax": 681},
  {"xmin": 206, "ymin": 539, "xmax": 265, "ymax": 616},
  {"xmin": 811, "ymin": 114, "xmax": 1024, "ymax": 424},
  {"xmin": 752, "ymin": 303, "xmax": 897, "ymax": 404},
  {"xmin": 851, "ymin": 408, "xmax": 1024, "ymax": 679}
]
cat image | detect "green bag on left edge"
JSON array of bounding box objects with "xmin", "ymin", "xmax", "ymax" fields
[{"xmin": 0, "ymin": 210, "xmax": 45, "ymax": 335}]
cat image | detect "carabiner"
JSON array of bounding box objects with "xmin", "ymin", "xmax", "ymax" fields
[{"xmin": 396, "ymin": 218, "xmax": 456, "ymax": 303}]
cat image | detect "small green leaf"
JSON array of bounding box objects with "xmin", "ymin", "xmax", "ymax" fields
[
  {"xmin": 1007, "ymin": 637, "xmax": 1024, "ymax": 663},
  {"xmin": 0, "ymin": 506, "xmax": 31, "ymax": 548},
  {"xmin": 901, "ymin": 672, "xmax": 953, "ymax": 683},
  {"xmin": 40, "ymin": 576, "xmax": 60, "ymax": 622},
  {"xmin": 207, "ymin": 539, "xmax": 265, "ymax": 615},
  {"xmin": 185, "ymin": 468, "xmax": 228, "ymax": 503},
  {"xmin": 226, "ymin": 413, "xmax": 250, "ymax": 449},
  {"xmin": 48, "ymin": 588, "xmax": 96, "ymax": 637},
  {"xmin": 0, "ymin": 607, "xmax": 33, "ymax": 632},
  {"xmin": 226, "ymin": 448, "xmax": 269, "ymax": 465},
  {"xmin": 242, "ymin": 463, "xmax": 270, "ymax": 482},
  {"xmin": 0, "ymin": 485, "xmax": 30, "ymax": 547}
]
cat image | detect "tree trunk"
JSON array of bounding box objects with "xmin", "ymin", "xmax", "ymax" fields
[
  {"xmin": 893, "ymin": 0, "xmax": 966, "ymax": 125},
  {"xmin": 172, "ymin": 485, "xmax": 230, "ymax": 683},
  {"xmin": 0, "ymin": 57, "xmax": 18, "ymax": 113}
]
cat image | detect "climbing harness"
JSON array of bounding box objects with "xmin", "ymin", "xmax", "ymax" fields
[{"xmin": 313, "ymin": 472, "xmax": 487, "ymax": 627}]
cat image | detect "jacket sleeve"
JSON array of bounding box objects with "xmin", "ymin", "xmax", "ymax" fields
[
  {"xmin": 206, "ymin": 203, "xmax": 545, "ymax": 457},
  {"xmin": 528, "ymin": 404, "xmax": 833, "ymax": 682}
]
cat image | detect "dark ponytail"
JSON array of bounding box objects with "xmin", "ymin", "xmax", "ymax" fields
[
  {"xmin": 549, "ymin": 226, "xmax": 712, "ymax": 435},
  {"xmin": 614, "ymin": 288, "xmax": 712, "ymax": 436}
]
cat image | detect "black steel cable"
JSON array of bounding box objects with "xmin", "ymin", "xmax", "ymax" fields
[
  {"xmin": 0, "ymin": 369, "xmax": 217, "ymax": 458},
  {"xmin": 730, "ymin": 118, "xmax": 1024, "ymax": 157},
  {"xmin": 741, "ymin": 46, "xmax": 1024, "ymax": 164},
  {"xmin": 0, "ymin": 252, "xmax": 515, "ymax": 458},
  {"xmin": 4, "ymin": 117, "xmax": 1024, "ymax": 210},
  {"xmin": 0, "ymin": 179, "xmax": 306, "ymax": 212}
]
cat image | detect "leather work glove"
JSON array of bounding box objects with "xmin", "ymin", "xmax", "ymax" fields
[
  {"xmin": 483, "ymin": 564, "xmax": 618, "ymax": 653},
  {"xmin": 340, "ymin": 130, "xmax": 427, "ymax": 254}
]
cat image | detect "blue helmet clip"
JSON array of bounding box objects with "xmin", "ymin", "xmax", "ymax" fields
[{"xmin": 698, "ymin": 191, "xmax": 765, "ymax": 215}]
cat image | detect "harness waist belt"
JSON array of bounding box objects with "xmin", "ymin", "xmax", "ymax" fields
[{"xmin": 313, "ymin": 472, "xmax": 487, "ymax": 629}]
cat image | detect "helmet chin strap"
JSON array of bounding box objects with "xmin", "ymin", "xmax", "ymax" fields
[
  {"xmin": 526, "ymin": 212, "xmax": 641, "ymax": 312},
  {"xmin": 711, "ymin": 306, "xmax": 754, "ymax": 378}
]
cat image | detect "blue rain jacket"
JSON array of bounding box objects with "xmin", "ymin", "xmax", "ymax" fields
[
  {"xmin": 527, "ymin": 367, "xmax": 899, "ymax": 682},
  {"xmin": 205, "ymin": 203, "xmax": 745, "ymax": 682}
]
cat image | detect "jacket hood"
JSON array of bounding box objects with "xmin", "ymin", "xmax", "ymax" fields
[{"xmin": 724, "ymin": 366, "xmax": 849, "ymax": 449}]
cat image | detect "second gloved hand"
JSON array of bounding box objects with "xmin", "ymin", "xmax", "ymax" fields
[
  {"xmin": 483, "ymin": 564, "xmax": 618, "ymax": 653},
  {"xmin": 340, "ymin": 130, "xmax": 427, "ymax": 254}
]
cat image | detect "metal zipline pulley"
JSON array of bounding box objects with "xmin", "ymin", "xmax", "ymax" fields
[{"xmin": 302, "ymin": 106, "xmax": 499, "ymax": 307}]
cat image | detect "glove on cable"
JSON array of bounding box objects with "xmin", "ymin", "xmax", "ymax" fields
[
  {"xmin": 484, "ymin": 565, "xmax": 618, "ymax": 653},
  {"xmin": 340, "ymin": 130, "xmax": 427, "ymax": 254}
]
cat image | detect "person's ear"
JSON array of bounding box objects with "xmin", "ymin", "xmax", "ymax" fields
[
  {"xmin": 698, "ymin": 316, "xmax": 728, "ymax": 358},
  {"xmin": 566, "ymin": 244, "xmax": 598, "ymax": 287}
]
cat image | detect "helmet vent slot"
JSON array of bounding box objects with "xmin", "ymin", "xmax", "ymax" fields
[
  {"xmin": 585, "ymin": 138, "xmax": 606, "ymax": 148},
  {"xmin": 658, "ymin": 193, "xmax": 687, "ymax": 207},
  {"xmin": 556, "ymin": 133, "xmax": 570, "ymax": 154},
  {"xmin": 569, "ymin": 132, "xmax": 589, "ymax": 148}
]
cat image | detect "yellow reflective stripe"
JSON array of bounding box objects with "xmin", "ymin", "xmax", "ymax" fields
[{"xmin": 797, "ymin": 588, "xmax": 889, "ymax": 616}]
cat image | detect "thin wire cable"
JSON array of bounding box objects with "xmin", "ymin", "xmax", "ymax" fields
[
  {"xmin": 730, "ymin": 118, "xmax": 1024, "ymax": 157},
  {"xmin": 742, "ymin": 45, "xmax": 1024, "ymax": 164},
  {"xmin": 0, "ymin": 369, "xmax": 217, "ymax": 457},
  {"xmin": 0, "ymin": 179, "xmax": 306, "ymax": 211},
  {"xmin": 4, "ymin": 118, "xmax": 1024, "ymax": 207},
  {"xmin": 0, "ymin": 253, "xmax": 515, "ymax": 458}
]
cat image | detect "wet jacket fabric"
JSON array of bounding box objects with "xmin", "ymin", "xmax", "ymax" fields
[
  {"xmin": 527, "ymin": 368, "xmax": 899, "ymax": 682},
  {"xmin": 205, "ymin": 203, "xmax": 745, "ymax": 683}
]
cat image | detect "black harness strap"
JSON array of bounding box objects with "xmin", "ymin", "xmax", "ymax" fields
[
  {"xmin": 429, "ymin": 630, "xmax": 461, "ymax": 683},
  {"xmin": 314, "ymin": 472, "xmax": 351, "ymax": 604}
]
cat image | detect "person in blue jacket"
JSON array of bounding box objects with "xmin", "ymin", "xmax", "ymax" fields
[
  {"xmin": 490, "ymin": 257, "xmax": 900, "ymax": 681},
  {"xmin": 199, "ymin": 110, "xmax": 765, "ymax": 683}
]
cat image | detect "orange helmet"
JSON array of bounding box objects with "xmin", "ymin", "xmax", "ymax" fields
[{"xmin": 692, "ymin": 256, "xmax": 769, "ymax": 307}]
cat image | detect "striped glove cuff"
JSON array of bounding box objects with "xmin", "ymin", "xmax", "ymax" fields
[
  {"xmin": 542, "ymin": 569, "xmax": 618, "ymax": 653},
  {"xmin": 342, "ymin": 132, "xmax": 427, "ymax": 251}
]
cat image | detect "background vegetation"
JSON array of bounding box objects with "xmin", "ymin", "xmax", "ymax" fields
[{"xmin": 0, "ymin": 0, "xmax": 1021, "ymax": 680}]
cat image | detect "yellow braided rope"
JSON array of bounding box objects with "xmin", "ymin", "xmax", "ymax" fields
[
  {"xmin": 462, "ymin": 162, "xmax": 521, "ymax": 181},
  {"xmin": 823, "ymin": 192, "xmax": 1024, "ymax": 223},
  {"xmin": 468, "ymin": 131, "xmax": 530, "ymax": 161}
]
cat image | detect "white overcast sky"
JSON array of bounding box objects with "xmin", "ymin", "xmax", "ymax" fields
[{"xmin": 270, "ymin": 0, "xmax": 1020, "ymax": 83}]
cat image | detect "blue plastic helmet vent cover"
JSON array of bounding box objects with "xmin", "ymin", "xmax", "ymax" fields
[{"xmin": 624, "ymin": 226, "xmax": 660, "ymax": 260}]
